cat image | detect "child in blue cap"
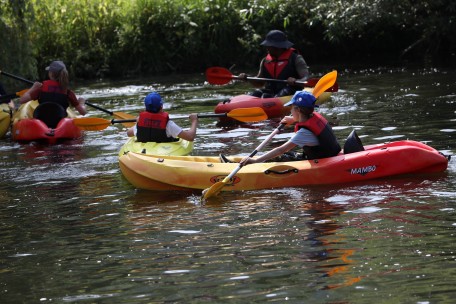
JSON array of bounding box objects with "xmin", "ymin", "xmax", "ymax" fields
[
  {"xmin": 127, "ymin": 92, "xmax": 198, "ymax": 143},
  {"xmin": 239, "ymin": 90, "xmax": 340, "ymax": 164}
]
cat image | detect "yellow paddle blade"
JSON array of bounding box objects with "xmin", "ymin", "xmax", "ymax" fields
[
  {"xmin": 73, "ymin": 117, "xmax": 111, "ymax": 131},
  {"xmin": 202, "ymin": 181, "xmax": 226, "ymax": 200},
  {"xmin": 312, "ymin": 70, "xmax": 337, "ymax": 98},
  {"xmin": 227, "ymin": 107, "xmax": 268, "ymax": 122},
  {"xmin": 113, "ymin": 112, "xmax": 136, "ymax": 127},
  {"xmin": 202, "ymin": 164, "xmax": 242, "ymax": 199}
]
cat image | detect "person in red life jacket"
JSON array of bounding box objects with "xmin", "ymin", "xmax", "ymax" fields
[
  {"xmin": 238, "ymin": 91, "xmax": 341, "ymax": 165},
  {"xmin": 19, "ymin": 60, "xmax": 87, "ymax": 115},
  {"xmin": 238, "ymin": 30, "xmax": 310, "ymax": 98},
  {"xmin": 127, "ymin": 92, "xmax": 199, "ymax": 143}
]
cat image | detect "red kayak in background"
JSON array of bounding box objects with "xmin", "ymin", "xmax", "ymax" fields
[
  {"xmin": 206, "ymin": 67, "xmax": 337, "ymax": 121},
  {"xmin": 214, "ymin": 89, "xmax": 333, "ymax": 121}
]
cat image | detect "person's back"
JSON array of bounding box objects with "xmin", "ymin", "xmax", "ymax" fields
[
  {"xmin": 127, "ymin": 92, "xmax": 199, "ymax": 143},
  {"xmin": 19, "ymin": 60, "xmax": 87, "ymax": 116},
  {"xmin": 38, "ymin": 79, "xmax": 70, "ymax": 110},
  {"xmin": 239, "ymin": 30, "xmax": 310, "ymax": 98}
]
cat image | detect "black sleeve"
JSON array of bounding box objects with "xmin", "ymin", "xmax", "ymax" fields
[{"xmin": 0, "ymin": 83, "xmax": 7, "ymax": 95}]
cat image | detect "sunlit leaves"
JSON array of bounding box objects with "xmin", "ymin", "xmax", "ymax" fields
[{"xmin": 1, "ymin": 0, "xmax": 455, "ymax": 81}]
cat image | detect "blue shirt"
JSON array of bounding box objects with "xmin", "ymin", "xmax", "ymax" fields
[{"xmin": 290, "ymin": 128, "xmax": 319, "ymax": 147}]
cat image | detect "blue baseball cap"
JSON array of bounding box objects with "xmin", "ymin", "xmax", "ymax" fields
[
  {"xmin": 284, "ymin": 91, "xmax": 318, "ymax": 108},
  {"xmin": 144, "ymin": 92, "xmax": 163, "ymax": 113}
]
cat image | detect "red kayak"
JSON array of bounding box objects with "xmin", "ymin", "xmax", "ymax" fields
[
  {"xmin": 12, "ymin": 100, "xmax": 82, "ymax": 144},
  {"xmin": 214, "ymin": 89, "xmax": 332, "ymax": 121}
]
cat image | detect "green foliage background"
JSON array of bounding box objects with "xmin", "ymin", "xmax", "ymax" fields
[{"xmin": 1, "ymin": 0, "xmax": 455, "ymax": 87}]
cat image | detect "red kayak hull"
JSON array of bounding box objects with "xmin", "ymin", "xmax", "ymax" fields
[
  {"xmin": 215, "ymin": 94, "xmax": 290, "ymax": 120},
  {"xmin": 214, "ymin": 91, "xmax": 332, "ymax": 121},
  {"xmin": 12, "ymin": 118, "xmax": 82, "ymax": 144}
]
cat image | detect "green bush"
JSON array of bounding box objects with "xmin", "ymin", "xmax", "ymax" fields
[{"xmin": 0, "ymin": 0, "xmax": 454, "ymax": 83}]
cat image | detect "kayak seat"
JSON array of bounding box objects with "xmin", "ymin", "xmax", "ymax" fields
[
  {"xmin": 33, "ymin": 102, "xmax": 67, "ymax": 129},
  {"xmin": 219, "ymin": 153, "xmax": 234, "ymax": 163},
  {"xmin": 344, "ymin": 130, "xmax": 365, "ymax": 154}
]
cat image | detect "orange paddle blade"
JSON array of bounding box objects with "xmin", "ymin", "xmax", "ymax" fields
[
  {"xmin": 312, "ymin": 71, "xmax": 337, "ymax": 98},
  {"xmin": 113, "ymin": 112, "xmax": 136, "ymax": 127},
  {"xmin": 226, "ymin": 107, "xmax": 268, "ymax": 122},
  {"xmin": 73, "ymin": 117, "xmax": 112, "ymax": 131}
]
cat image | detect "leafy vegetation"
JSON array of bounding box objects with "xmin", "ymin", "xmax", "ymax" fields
[{"xmin": 1, "ymin": 0, "xmax": 455, "ymax": 85}]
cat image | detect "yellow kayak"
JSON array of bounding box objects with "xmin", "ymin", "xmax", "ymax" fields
[
  {"xmin": 119, "ymin": 136, "xmax": 194, "ymax": 157},
  {"xmin": 119, "ymin": 140, "xmax": 449, "ymax": 192},
  {"xmin": 0, "ymin": 103, "xmax": 13, "ymax": 138}
]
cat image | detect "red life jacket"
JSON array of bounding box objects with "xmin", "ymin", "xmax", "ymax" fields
[
  {"xmin": 38, "ymin": 80, "xmax": 70, "ymax": 110},
  {"xmin": 136, "ymin": 111, "xmax": 179, "ymax": 143},
  {"xmin": 262, "ymin": 48, "xmax": 299, "ymax": 94},
  {"xmin": 294, "ymin": 112, "xmax": 341, "ymax": 160}
]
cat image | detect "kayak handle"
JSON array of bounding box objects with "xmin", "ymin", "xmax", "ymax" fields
[{"xmin": 264, "ymin": 168, "xmax": 299, "ymax": 175}]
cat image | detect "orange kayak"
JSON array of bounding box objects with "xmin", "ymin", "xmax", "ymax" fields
[{"xmin": 119, "ymin": 140, "xmax": 449, "ymax": 192}]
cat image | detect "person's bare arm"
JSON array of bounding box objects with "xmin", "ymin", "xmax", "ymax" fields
[
  {"xmin": 74, "ymin": 97, "xmax": 87, "ymax": 115},
  {"xmin": 177, "ymin": 114, "xmax": 198, "ymax": 141},
  {"xmin": 240, "ymin": 141, "xmax": 297, "ymax": 165},
  {"xmin": 19, "ymin": 82, "xmax": 42, "ymax": 104}
]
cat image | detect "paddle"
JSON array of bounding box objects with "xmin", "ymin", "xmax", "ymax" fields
[
  {"xmin": 202, "ymin": 70, "xmax": 338, "ymax": 199},
  {"xmin": 206, "ymin": 66, "xmax": 339, "ymax": 92},
  {"xmin": 85, "ymin": 101, "xmax": 136, "ymax": 127},
  {"xmin": 0, "ymin": 89, "xmax": 29, "ymax": 103},
  {"xmin": 0, "ymin": 70, "xmax": 136, "ymax": 127},
  {"xmin": 73, "ymin": 107, "xmax": 269, "ymax": 131},
  {"xmin": 0, "ymin": 70, "xmax": 34, "ymax": 85}
]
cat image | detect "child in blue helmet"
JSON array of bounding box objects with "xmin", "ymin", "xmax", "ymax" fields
[
  {"xmin": 239, "ymin": 91, "xmax": 340, "ymax": 165},
  {"xmin": 127, "ymin": 92, "xmax": 198, "ymax": 143}
]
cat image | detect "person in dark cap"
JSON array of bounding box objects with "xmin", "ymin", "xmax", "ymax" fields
[
  {"xmin": 237, "ymin": 91, "xmax": 340, "ymax": 165},
  {"xmin": 127, "ymin": 92, "xmax": 199, "ymax": 143},
  {"xmin": 238, "ymin": 30, "xmax": 310, "ymax": 98},
  {"xmin": 19, "ymin": 60, "xmax": 87, "ymax": 116}
]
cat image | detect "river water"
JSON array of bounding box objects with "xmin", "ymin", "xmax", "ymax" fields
[{"xmin": 1, "ymin": 67, "xmax": 455, "ymax": 303}]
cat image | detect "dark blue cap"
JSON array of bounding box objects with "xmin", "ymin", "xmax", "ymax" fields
[{"xmin": 144, "ymin": 92, "xmax": 163, "ymax": 113}]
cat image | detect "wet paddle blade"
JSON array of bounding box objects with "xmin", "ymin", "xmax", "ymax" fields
[
  {"xmin": 203, "ymin": 163, "xmax": 243, "ymax": 199},
  {"xmin": 312, "ymin": 71, "xmax": 337, "ymax": 98},
  {"xmin": 113, "ymin": 112, "xmax": 136, "ymax": 127},
  {"xmin": 202, "ymin": 181, "xmax": 226, "ymax": 200},
  {"xmin": 73, "ymin": 117, "xmax": 111, "ymax": 131},
  {"xmin": 227, "ymin": 107, "xmax": 268, "ymax": 122},
  {"xmin": 304, "ymin": 78, "xmax": 338, "ymax": 93},
  {"xmin": 206, "ymin": 67, "xmax": 233, "ymax": 85}
]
